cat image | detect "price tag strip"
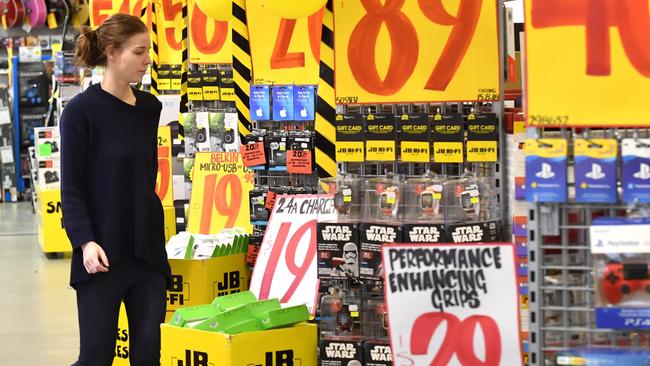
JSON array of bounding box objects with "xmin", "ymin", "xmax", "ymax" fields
[
  {"xmin": 382, "ymin": 243, "xmax": 523, "ymax": 366},
  {"xmin": 250, "ymin": 194, "xmax": 337, "ymax": 315}
]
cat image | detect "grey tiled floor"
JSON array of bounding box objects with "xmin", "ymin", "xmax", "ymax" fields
[{"xmin": 0, "ymin": 202, "xmax": 78, "ymax": 364}]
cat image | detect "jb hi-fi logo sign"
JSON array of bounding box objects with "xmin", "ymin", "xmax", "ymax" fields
[
  {"xmin": 247, "ymin": 350, "xmax": 301, "ymax": 366},
  {"xmin": 173, "ymin": 350, "xmax": 214, "ymax": 366},
  {"xmin": 213, "ymin": 271, "xmax": 243, "ymax": 297},
  {"xmin": 167, "ymin": 275, "xmax": 189, "ymax": 305}
]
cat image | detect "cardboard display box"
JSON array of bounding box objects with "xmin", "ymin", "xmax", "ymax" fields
[{"xmin": 160, "ymin": 323, "xmax": 317, "ymax": 366}]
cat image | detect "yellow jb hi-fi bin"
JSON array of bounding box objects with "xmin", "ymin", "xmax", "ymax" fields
[
  {"xmin": 113, "ymin": 253, "xmax": 251, "ymax": 366},
  {"xmin": 35, "ymin": 188, "xmax": 177, "ymax": 255},
  {"xmin": 160, "ymin": 323, "xmax": 317, "ymax": 366}
]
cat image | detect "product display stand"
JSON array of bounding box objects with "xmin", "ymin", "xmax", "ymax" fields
[{"xmin": 526, "ymin": 128, "xmax": 650, "ymax": 365}]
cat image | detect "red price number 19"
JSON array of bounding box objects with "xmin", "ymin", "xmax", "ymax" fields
[
  {"xmin": 348, "ymin": 0, "xmax": 482, "ymax": 94},
  {"xmin": 410, "ymin": 312, "xmax": 501, "ymax": 366},
  {"xmin": 198, "ymin": 173, "xmax": 242, "ymax": 234},
  {"xmin": 259, "ymin": 218, "xmax": 316, "ymax": 302},
  {"xmin": 155, "ymin": 146, "xmax": 171, "ymax": 202}
]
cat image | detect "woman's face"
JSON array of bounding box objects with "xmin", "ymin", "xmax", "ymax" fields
[{"xmin": 107, "ymin": 32, "xmax": 151, "ymax": 84}]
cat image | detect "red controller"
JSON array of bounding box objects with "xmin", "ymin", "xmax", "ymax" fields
[{"xmin": 601, "ymin": 263, "xmax": 650, "ymax": 304}]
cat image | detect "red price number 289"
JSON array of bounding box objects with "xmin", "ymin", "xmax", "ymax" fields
[
  {"xmin": 258, "ymin": 218, "xmax": 316, "ymax": 303},
  {"xmin": 348, "ymin": 0, "xmax": 482, "ymax": 94},
  {"xmin": 198, "ymin": 173, "xmax": 242, "ymax": 234},
  {"xmin": 410, "ymin": 312, "xmax": 501, "ymax": 366},
  {"xmin": 155, "ymin": 146, "xmax": 171, "ymax": 202}
]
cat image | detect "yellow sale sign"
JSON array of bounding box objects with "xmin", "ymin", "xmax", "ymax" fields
[
  {"xmin": 187, "ymin": 152, "xmax": 253, "ymax": 234},
  {"xmin": 525, "ymin": 0, "xmax": 650, "ymax": 127},
  {"xmin": 333, "ymin": 0, "xmax": 500, "ymax": 104},
  {"xmin": 245, "ymin": 0, "xmax": 323, "ymax": 85},
  {"xmin": 91, "ymin": 0, "xmax": 231, "ymax": 65},
  {"xmin": 155, "ymin": 126, "xmax": 174, "ymax": 207}
]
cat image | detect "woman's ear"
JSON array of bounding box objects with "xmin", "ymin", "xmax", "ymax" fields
[{"xmin": 105, "ymin": 46, "xmax": 117, "ymax": 64}]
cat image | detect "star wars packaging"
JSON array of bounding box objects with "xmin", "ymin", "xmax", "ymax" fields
[
  {"xmin": 320, "ymin": 289, "xmax": 363, "ymax": 339},
  {"xmin": 403, "ymin": 175, "xmax": 445, "ymax": 222},
  {"xmin": 202, "ymin": 68, "xmax": 220, "ymax": 101},
  {"xmin": 38, "ymin": 159, "xmax": 60, "ymax": 189},
  {"xmin": 431, "ymin": 113, "xmax": 464, "ymax": 163},
  {"xmin": 335, "ymin": 114, "xmax": 365, "ymax": 163},
  {"xmin": 320, "ymin": 175, "xmax": 363, "ymax": 221},
  {"xmin": 363, "ymin": 298, "xmax": 392, "ymax": 366},
  {"xmin": 590, "ymin": 217, "xmax": 650, "ymax": 330},
  {"xmin": 363, "ymin": 176, "xmax": 403, "ymax": 222},
  {"xmin": 466, "ymin": 113, "xmax": 499, "ymax": 163},
  {"xmin": 575, "ymin": 138, "xmax": 617, "ymax": 203},
  {"xmin": 359, "ymin": 223, "xmax": 402, "ymax": 280},
  {"xmin": 365, "ymin": 114, "xmax": 396, "ymax": 162},
  {"xmin": 318, "ymin": 223, "xmax": 360, "ymax": 279},
  {"xmin": 319, "ymin": 340, "xmax": 364, "ymax": 366},
  {"xmin": 219, "ymin": 69, "xmax": 235, "ymax": 101},
  {"xmin": 622, "ymin": 139, "xmax": 650, "ymax": 203},
  {"xmin": 399, "ymin": 114, "xmax": 430, "ymax": 163},
  {"xmin": 266, "ymin": 131, "xmax": 288, "ymax": 167},
  {"xmin": 447, "ymin": 221, "xmax": 501, "ymax": 243},
  {"xmin": 187, "ymin": 70, "xmax": 203, "ymax": 101}
]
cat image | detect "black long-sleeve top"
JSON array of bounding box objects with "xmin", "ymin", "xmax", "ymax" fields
[{"xmin": 60, "ymin": 83, "xmax": 171, "ymax": 287}]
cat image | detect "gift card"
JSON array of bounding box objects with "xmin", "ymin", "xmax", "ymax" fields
[
  {"xmin": 293, "ymin": 85, "xmax": 315, "ymax": 121},
  {"xmin": 525, "ymin": 139, "xmax": 567, "ymax": 202},
  {"xmin": 575, "ymin": 139, "xmax": 617, "ymax": 203},
  {"xmin": 622, "ymin": 139, "xmax": 650, "ymax": 203},
  {"xmin": 272, "ymin": 85, "xmax": 294, "ymax": 121},
  {"xmin": 250, "ymin": 85, "xmax": 271, "ymax": 121}
]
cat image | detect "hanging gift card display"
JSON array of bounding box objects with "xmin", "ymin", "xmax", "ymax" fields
[
  {"xmin": 622, "ymin": 139, "xmax": 650, "ymax": 203},
  {"xmin": 335, "ymin": 114, "xmax": 365, "ymax": 163},
  {"xmin": 272, "ymin": 85, "xmax": 294, "ymax": 121},
  {"xmin": 525, "ymin": 139, "xmax": 567, "ymax": 202},
  {"xmin": 365, "ymin": 114, "xmax": 396, "ymax": 162},
  {"xmin": 293, "ymin": 85, "xmax": 315, "ymax": 121},
  {"xmin": 250, "ymin": 85, "xmax": 271, "ymax": 121},
  {"xmin": 432, "ymin": 114, "xmax": 464, "ymax": 163},
  {"xmin": 399, "ymin": 114, "xmax": 430, "ymax": 163},
  {"xmin": 466, "ymin": 114, "xmax": 498, "ymax": 162},
  {"xmin": 575, "ymin": 139, "xmax": 617, "ymax": 203}
]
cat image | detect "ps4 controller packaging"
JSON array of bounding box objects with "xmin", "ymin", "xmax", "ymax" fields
[{"xmin": 590, "ymin": 217, "xmax": 650, "ymax": 329}]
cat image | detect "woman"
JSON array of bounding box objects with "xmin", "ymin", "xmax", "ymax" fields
[{"xmin": 61, "ymin": 14, "xmax": 171, "ymax": 366}]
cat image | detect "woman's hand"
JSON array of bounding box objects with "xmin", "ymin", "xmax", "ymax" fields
[{"xmin": 80, "ymin": 241, "xmax": 110, "ymax": 274}]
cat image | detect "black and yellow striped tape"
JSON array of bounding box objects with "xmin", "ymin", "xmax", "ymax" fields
[
  {"xmin": 179, "ymin": 0, "xmax": 189, "ymax": 115},
  {"xmin": 315, "ymin": 0, "xmax": 337, "ymax": 179},
  {"xmin": 231, "ymin": 0, "xmax": 253, "ymax": 140},
  {"xmin": 148, "ymin": 1, "xmax": 159, "ymax": 96}
]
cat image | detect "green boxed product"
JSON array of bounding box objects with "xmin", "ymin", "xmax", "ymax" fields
[
  {"xmin": 194, "ymin": 303, "xmax": 255, "ymax": 332},
  {"xmin": 169, "ymin": 304, "xmax": 219, "ymax": 327},
  {"xmin": 212, "ymin": 291, "xmax": 258, "ymax": 312},
  {"xmin": 258, "ymin": 305, "xmax": 309, "ymax": 330},
  {"xmin": 222, "ymin": 318, "xmax": 263, "ymax": 334},
  {"xmin": 183, "ymin": 235, "xmax": 195, "ymax": 260},
  {"xmin": 247, "ymin": 299, "xmax": 281, "ymax": 317}
]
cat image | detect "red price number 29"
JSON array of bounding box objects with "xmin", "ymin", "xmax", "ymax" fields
[
  {"xmin": 410, "ymin": 312, "xmax": 501, "ymax": 366},
  {"xmin": 155, "ymin": 146, "xmax": 171, "ymax": 201},
  {"xmin": 348, "ymin": 0, "xmax": 482, "ymax": 94},
  {"xmin": 259, "ymin": 218, "xmax": 316, "ymax": 303},
  {"xmin": 198, "ymin": 173, "xmax": 242, "ymax": 234}
]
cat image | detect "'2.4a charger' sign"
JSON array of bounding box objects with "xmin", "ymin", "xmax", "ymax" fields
[
  {"xmin": 250, "ymin": 194, "xmax": 337, "ymax": 315},
  {"xmin": 382, "ymin": 243, "xmax": 522, "ymax": 366}
]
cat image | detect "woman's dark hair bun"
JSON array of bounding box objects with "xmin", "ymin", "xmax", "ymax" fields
[{"xmin": 74, "ymin": 26, "xmax": 105, "ymax": 68}]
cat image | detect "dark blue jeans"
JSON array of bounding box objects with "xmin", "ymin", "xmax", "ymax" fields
[{"xmin": 72, "ymin": 257, "xmax": 167, "ymax": 366}]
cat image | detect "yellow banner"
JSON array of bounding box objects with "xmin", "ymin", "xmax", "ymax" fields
[
  {"xmin": 525, "ymin": 0, "xmax": 650, "ymax": 127},
  {"xmin": 156, "ymin": 126, "xmax": 174, "ymax": 207},
  {"xmin": 245, "ymin": 0, "xmax": 323, "ymax": 85},
  {"xmin": 187, "ymin": 152, "xmax": 253, "ymax": 234},
  {"xmin": 333, "ymin": 0, "xmax": 500, "ymax": 104},
  {"xmin": 91, "ymin": 0, "xmax": 231, "ymax": 65}
]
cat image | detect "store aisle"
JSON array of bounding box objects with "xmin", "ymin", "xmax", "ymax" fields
[{"xmin": 0, "ymin": 202, "xmax": 78, "ymax": 364}]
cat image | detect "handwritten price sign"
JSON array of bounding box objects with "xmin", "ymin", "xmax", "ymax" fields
[
  {"xmin": 187, "ymin": 152, "xmax": 253, "ymax": 234},
  {"xmin": 525, "ymin": 0, "xmax": 650, "ymax": 126},
  {"xmin": 91, "ymin": 0, "xmax": 231, "ymax": 64},
  {"xmin": 382, "ymin": 243, "xmax": 522, "ymax": 366},
  {"xmin": 246, "ymin": 0, "xmax": 323, "ymax": 84},
  {"xmin": 333, "ymin": 0, "xmax": 500, "ymax": 104},
  {"xmin": 155, "ymin": 126, "xmax": 174, "ymax": 207},
  {"xmin": 249, "ymin": 195, "xmax": 337, "ymax": 315}
]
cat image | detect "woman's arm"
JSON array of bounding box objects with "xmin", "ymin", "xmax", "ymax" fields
[{"xmin": 60, "ymin": 103, "xmax": 96, "ymax": 250}]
